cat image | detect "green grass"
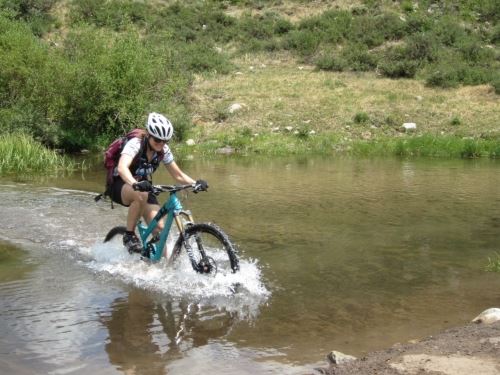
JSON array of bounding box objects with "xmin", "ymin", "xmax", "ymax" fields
[
  {"xmin": 174, "ymin": 131, "xmax": 500, "ymax": 159},
  {"xmin": 485, "ymin": 253, "xmax": 500, "ymax": 273},
  {"xmin": 0, "ymin": 134, "xmax": 77, "ymax": 175}
]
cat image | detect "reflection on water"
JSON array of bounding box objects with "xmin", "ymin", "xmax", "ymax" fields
[
  {"xmin": 0, "ymin": 156, "xmax": 500, "ymax": 373},
  {"xmin": 101, "ymin": 290, "xmax": 237, "ymax": 375}
]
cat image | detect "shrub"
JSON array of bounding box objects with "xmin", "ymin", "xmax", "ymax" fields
[
  {"xmin": 450, "ymin": 116, "xmax": 461, "ymax": 126},
  {"xmin": 238, "ymin": 13, "xmax": 276, "ymax": 40},
  {"xmin": 406, "ymin": 32, "xmax": 439, "ymax": 62},
  {"xmin": 471, "ymin": 0, "xmax": 500, "ymax": 22},
  {"xmin": 492, "ymin": 76, "xmax": 500, "ymax": 95},
  {"xmin": 342, "ymin": 43, "xmax": 378, "ymax": 71},
  {"xmin": 458, "ymin": 38, "xmax": 495, "ymax": 64},
  {"xmin": 274, "ymin": 17, "xmax": 293, "ymax": 34},
  {"xmin": 315, "ymin": 53, "xmax": 346, "ymax": 71},
  {"xmin": 425, "ymin": 67, "xmax": 460, "ymax": 88},
  {"xmin": 0, "ymin": 16, "xmax": 68, "ymax": 144},
  {"xmin": 283, "ymin": 29, "xmax": 320, "ymax": 56},
  {"xmin": 70, "ymin": 0, "xmax": 148, "ymax": 30},
  {"xmin": 1, "ymin": 0, "xmax": 57, "ymax": 35},
  {"xmin": 58, "ymin": 27, "xmax": 193, "ymax": 150},
  {"xmin": 379, "ymin": 33, "xmax": 437, "ymax": 79},
  {"xmin": 434, "ymin": 16, "xmax": 468, "ymax": 47},
  {"xmin": 298, "ymin": 10, "xmax": 351, "ymax": 45},
  {"xmin": 354, "ymin": 112, "xmax": 370, "ymax": 124},
  {"xmin": 177, "ymin": 42, "xmax": 233, "ymax": 74},
  {"xmin": 401, "ymin": 0, "xmax": 414, "ymax": 13},
  {"xmin": 404, "ymin": 12, "xmax": 433, "ymax": 34},
  {"xmin": 350, "ymin": 12, "xmax": 406, "ymax": 48},
  {"xmin": 316, "ymin": 44, "xmax": 377, "ymax": 72},
  {"xmin": 378, "ymin": 45, "xmax": 419, "ymax": 78}
]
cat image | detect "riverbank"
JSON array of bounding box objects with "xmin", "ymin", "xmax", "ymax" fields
[
  {"xmin": 314, "ymin": 320, "xmax": 500, "ymax": 375},
  {"xmin": 180, "ymin": 54, "xmax": 500, "ymax": 159}
]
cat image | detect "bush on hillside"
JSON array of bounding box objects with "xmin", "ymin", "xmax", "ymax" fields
[
  {"xmin": 493, "ymin": 76, "xmax": 500, "ymax": 95},
  {"xmin": 59, "ymin": 27, "xmax": 193, "ymax": 150},
  {"xmin": 0, "ymin": 0, "xmax": 57, "ymax": 35},
  {"xmin": 0, "ymin": 15, "xmax": 66, "ymax": 144},
  {"xmin": 71, "ymin": 0, "xmax": 148, "ymax": 30},
  {"xmin": 177, "ymin": 42, "xmax": 233, "ymax": 73},
  {"xmin": 378, "ymin": 45, "xmax": 419, "ymax": 78},
  {"xmin": 283, "ymin": 29, "xmax": 320, "ymax": 56},
  {"xmin": 350, "ymin": 12, "xmax": 407, "ymax": 48},
  {"xmin": 298, "ymin": 10, "xmax": 351, "ymax": 45}
]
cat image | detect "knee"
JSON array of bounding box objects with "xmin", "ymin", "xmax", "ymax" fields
[
  {"xmin": 154, "ymin": 222, "xmax": 164, "ymax": 234},
  {"xmin": 132, "ymin": 191, "xmax": 149, "ymax": 204}
]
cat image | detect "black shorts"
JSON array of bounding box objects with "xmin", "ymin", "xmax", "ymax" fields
[{"xmin": 109, "ymin": 177, "xmax": 159, "ymax": 207}]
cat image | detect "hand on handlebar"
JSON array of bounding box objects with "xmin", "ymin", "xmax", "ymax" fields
[
  {"xmin": 193, "ymin": 179, "xmax": 208, "ymax": 193},
  {"xmin": 133, "ymin": 180, "xmax": 153, "ymax": 192}
]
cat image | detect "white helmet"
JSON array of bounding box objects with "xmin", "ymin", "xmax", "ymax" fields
[{"xmin": 146, "ymin": 112, "xmax": 173, "ymax": 141}]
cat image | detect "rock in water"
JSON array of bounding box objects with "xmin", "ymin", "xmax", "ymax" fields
[{"xmin": 472, "ymin": 308, "xmax": 500, "ymax": 324}]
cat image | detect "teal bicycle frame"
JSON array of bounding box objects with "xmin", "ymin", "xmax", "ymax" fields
[{"xmin": 136, "ymin": 185, "xmax": 194, "ymax": 262}]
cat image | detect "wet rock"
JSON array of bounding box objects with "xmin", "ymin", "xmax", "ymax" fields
[
  {"xmin": 472, "ymin": 308, "xmax": 500, "ymax": 324},
  {"xmin": 326, "ymin": 350, "xmax": 357, "ymax": 365}
]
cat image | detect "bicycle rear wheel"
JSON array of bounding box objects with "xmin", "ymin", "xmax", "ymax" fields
[
  {"xmin": 104, "ymin": 226, "xmax": 127, "ymax": 242},
  {"xmin": 171, "ymin": 223, "xmax": 239, "ymax": 274}
]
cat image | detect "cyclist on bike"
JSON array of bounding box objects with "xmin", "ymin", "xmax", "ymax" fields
[{"xmin": 109, "ymin": 112, "xmax": 208, "ymax": 253}]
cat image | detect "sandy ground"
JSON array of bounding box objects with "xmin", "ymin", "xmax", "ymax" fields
[{"xmin": 314, "ymin": 321, "xmax": 500, "ymax": 375}]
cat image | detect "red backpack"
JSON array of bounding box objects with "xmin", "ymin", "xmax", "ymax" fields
[
  {"xmin": 103, "ymin": 128, "xmax": 146, "ymax": 190},
  {"xmin": 95, "ymin": 129, "xmax": 166, "ymax": 206}
]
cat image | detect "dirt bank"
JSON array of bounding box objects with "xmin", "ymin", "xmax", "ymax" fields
[{"xmin": 315, "ymin": 321, "xmax": 500, "ymax": 375}]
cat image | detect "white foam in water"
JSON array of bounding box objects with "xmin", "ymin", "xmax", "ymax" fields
[
  {"xmin": 0, "ymin": 184, "xmax": 270, "ymax": 318},
  {"xmin": 85, "ymin": 239, "xmax": 270, "ymax": 318}
]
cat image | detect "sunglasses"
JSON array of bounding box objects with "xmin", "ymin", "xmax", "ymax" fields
[{"xmin": 151, "ymin": 136, "xmax": 167, "ymax": 144}]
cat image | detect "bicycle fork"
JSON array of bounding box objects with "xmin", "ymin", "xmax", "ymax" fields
[{"xmin": 174, "ymin": 211, "xmax": 211, "ymax": 273}]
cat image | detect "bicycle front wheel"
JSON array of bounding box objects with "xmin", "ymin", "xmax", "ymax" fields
[{"xmin": 171, "ymin": 223, "xmax": 239, "ymax": 274}]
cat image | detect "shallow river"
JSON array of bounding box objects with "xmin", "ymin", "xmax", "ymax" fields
[{"xmin": 1, "ymin": 156, "xmax": 500, "ymax": 374}]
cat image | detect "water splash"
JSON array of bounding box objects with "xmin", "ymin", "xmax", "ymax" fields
[
  {"xmin": 0, "ymin": 184, "xmax": 271, "ymax": 319},
  {"xmin": 85, "ymin": 238, "xmax": 270, "ymax": 318}
]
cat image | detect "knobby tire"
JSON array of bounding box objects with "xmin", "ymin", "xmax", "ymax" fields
[
  {"xmin": 172, "ymin": 223, "xmax": 239, "ymax": 273},
  {"xmin": 104, "ymin": 226, "xmax": 127, "ymax": 242}
]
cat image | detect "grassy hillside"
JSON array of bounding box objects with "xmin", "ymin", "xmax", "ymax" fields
[
  {"xmin": 183, "ymin": 51, "xmax": 499, "ymax": 157},
  {"xmin": 0, "ymin": 0, "xmax": 498, "ymax": 157}
]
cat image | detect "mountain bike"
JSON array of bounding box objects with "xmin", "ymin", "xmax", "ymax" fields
[{"xmin": 103, "ymin": 184, "xmax": 239, "ymax": 275}]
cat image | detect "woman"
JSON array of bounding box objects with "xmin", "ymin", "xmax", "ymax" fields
[{"xmin": 109, "ymin": 112, "xmax": 207, "ymax": 253}]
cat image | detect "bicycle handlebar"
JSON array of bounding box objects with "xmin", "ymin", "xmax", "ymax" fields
[{"xmin": 152, "ymin": 183, "xmax": 203, "ymax": 195}]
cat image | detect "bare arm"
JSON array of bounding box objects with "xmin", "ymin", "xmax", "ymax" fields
[
  {"xmin": 117, "ymin": 154, "xmax": 138, "ymax": 186},
  {"xmin": 165, "ymin": 161, "xmax": 196, "ymax": 185}
]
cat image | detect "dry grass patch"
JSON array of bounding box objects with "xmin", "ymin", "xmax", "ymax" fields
[
  {"xmin": 189, "ymin": 53, "xmax": 500, "ymax": 141},
  {"xmin": 224, "ymin": 0, "xmax": 361, "ymax": 21}
]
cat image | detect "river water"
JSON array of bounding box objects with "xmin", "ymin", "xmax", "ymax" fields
[{"xmin": 1, "ymin": 156, "xmax": 500, "ymax": 374}]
